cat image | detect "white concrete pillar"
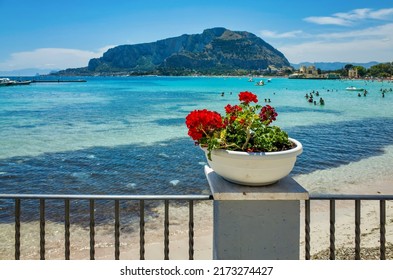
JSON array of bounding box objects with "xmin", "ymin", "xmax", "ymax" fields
[{"xmin": 205, "ymin": 166, "xmax": 308, "ymax": 260}]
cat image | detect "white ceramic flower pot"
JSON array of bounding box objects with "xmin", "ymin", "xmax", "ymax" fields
[{"xmin": 203, "ymin": 138, "xmax": 303, "ymax": 186}]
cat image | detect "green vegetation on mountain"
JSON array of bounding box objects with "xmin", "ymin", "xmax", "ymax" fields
[{"xmin": 54, "ymin": 27, "xmax": 291, "ymax": 76}]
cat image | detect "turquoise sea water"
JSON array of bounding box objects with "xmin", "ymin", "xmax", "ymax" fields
[{"xmin": 1, "ymin": 76, "xmax": 393, "ymax": 222}]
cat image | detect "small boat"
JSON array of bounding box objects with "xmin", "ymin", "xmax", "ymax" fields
[
  {"xmin": 267, "ymin": 78, "xmax": 272, "ymax": 82},
  {"xmin": 248, "ymin": 77, "xmax": 254, "ymax": 82},
  {"xmin": 0, "ymin": 78, "xmax": 31, "ymax": 86},
  {"xmin": 0, "ymin": 78, "xmax": 12, "ymax": 86},
  {"xmin": 346, "ymin": 86, "xmax": 364, "ymax": 91},
  {"xmin": 9, "ymin": 80, "xmax": 32, "ymax": 86},
  {"xmin": 255, "ymin": 80, "xmax": 265, "ymax": 86}
]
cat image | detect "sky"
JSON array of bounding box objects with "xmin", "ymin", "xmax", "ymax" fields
[{"xmin": 1, "ymin": 0, "xmax": 393, "ymax": 74}]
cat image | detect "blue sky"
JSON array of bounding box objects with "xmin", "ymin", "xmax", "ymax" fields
[{"xmin": 1, "ymin": 0, "xmax": 393, "ymax": 73}]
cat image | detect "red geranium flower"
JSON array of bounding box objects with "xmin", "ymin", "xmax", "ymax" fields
[
  {"xmin": 225, "ymin": 104, "xmax": 242, "ymax": 114},
  {"xmin": 224, "ymin": 104, "xmax": 242, "ymax": 123},
  {"xmin": 259, "ymin": 105, "xmax": 278, "ymax": 125},
  {"xmin": 239, "ymin": 91, "xmax": 258, "ymax": 104},
  {"xmin": 185, "ymin": 109, "xmax": 224, "ymax": 141},
  {"xmin": 185, "ymin": 90, "xmax": 291, "ymax": 158}
]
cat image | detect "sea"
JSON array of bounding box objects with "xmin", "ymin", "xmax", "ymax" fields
[
  {"xmin": 2, "ymin": 76, "xmax": 393, "ymax": 194},
  {"xmin": 1, "ymin": 76, "xmax": 393, "ymax": 245}
]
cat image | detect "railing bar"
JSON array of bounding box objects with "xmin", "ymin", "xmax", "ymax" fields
[
  {"xmin": 380, "ymin": 200, "xmax": 386, "ymax": 260},
  {"xmin": 115, "ymin": 200, "xmax": 120, "ymax": 260},
  {"xmin": 188, "ymin": 200, "xmax": 194, "ymax": 260},
  {"xmin": 0, "ymin": 194, "xmax": 212, "ymax": 200},
  {"xmin": 305, "ymin": 199, "xmax": 310, "ymax": 260},
  {"xmin": 329, "ymin": 200, "xmax": 335, "ymax": 260},
  {"xmin": 355, "ymin": 200, "xmax": 361, "ymax": 260},
  {"xmin": 5, "ymin": 193, "xmax": 393, "ymax": 200},
  {"xmin": 40, "ymin": 198, "xmax": 45, "ymax": 260},
  {"xmin": 89, "ymin": 199, "xmax": 95, "ymax": 260},
  {"xmin": 164, "ymin": 199, "xmax": 169, "ymax": 260},
  {"xmin": 139, "ymin": 200, "xmax": 145, "ymax": 260},
  {"xmin": 15, "ymin": 198, "xmax": 20, "ymax": 260},
  {"xmin": 64, "ymin": 199, "xmax": 70, "ymax": 260},
  {"xmin": 309, "ymin": 194, "xmax": 393, "ymax": 200}
]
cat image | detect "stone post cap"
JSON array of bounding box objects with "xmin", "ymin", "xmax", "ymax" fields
[{"xmin": 205, "ymin": 166, "xmax": 309, "ymax": 201}]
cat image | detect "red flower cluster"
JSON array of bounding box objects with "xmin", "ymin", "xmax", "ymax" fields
[
  {"xmin": 239, "ymin": 91, "xmax": 258, "ymax": 104},
  {"xmin": 259, "ymin": 105, "xmax": 278, "ymax": 125},
  {"xmin": 224, "ymin": 104, "xmax": 242, "ymax": 123},
  {"xmin": 185, "ymin": 109, "xmax": 224, "ymax": 141},
  {"xmin": 225, "ymin": 104, "xmax": 242, "ymax": 114}
]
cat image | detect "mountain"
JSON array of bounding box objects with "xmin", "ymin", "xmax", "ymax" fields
[
  {"xmin": 55, "ymin": 27, "xmax": 291, "ymax": 76},
  {"xmin": 291, "ymin": 61, "xmax": 381, "ymax": 71}
]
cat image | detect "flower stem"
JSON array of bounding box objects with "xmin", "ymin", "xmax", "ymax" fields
[{"xmin": 242, "ymin": 127, "xmax": 251, "ymax": 150}]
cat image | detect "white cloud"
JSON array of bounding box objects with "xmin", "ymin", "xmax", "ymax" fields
[
  {"xmin": 260, "ymin": 30, "xmax": 305, "ymax": 39},
  {"xmin": 265, "ymin": 20, "xmax": 393, "ymax": 63},
  {"xmin": 260, "ymin": 22, "xmax": 393, "ymax": 63},
  {"xmin": 303, "ymin": 16, "xmax": 350, "ymax": 26},
  {"xmin": 333, "ymin": 8, "xmax": 371, "ymax": 21},
  {"xmin": 279, "ymin": 36, "xmax": 393, "ymax": 63},
  {"xmin": 0, "ymin": 46, "xmax": 113, "ymax": 71},
  {"xmin": 315, "ymin": 23, "xmax": 393, "ymax": 40},
  {"xmin": 366, "ymin": 8, "xmax": 393, "ymax": 20},
  {"xmin": 304, "ymin": 7, "xmax": 393, "ymax": 26}
]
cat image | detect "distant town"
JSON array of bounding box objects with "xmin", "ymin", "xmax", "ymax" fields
[{"xmin": 288, "ymin": 63, "xmax": 393, "ymax": 80}]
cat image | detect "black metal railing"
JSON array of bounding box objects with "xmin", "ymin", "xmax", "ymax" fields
[
  {"xmin": 305, "ymin": 194, "xmax": 393, "ymax": 260},
  {"xmin": 2, "ymin": 193, "xmax": 393, "ymax": 260},
  {"xmin": 0, "ymin": 194, "xmax": 212, "ymax": 260}
]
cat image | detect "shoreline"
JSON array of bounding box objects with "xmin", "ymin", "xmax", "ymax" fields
[{"xmin": 5, "ymin": 73, "xmax": 393, "ymax": 82}]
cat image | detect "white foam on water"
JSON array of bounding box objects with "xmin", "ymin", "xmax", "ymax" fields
[
  {"xmin": 169, "ymin": 179, "xmax": 180, "ymax": 186},
  {"xmin": 126, "ymin": 183, "xmax": 137, "ymax": 189}
]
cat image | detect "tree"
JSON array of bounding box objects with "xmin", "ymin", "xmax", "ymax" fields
[
  {"xmin": 354, "ymin": 66, "xmax": 367, "ymax": 77},
  {"xmin": 369, "ymin": 62, "xmax": 393, "ymax": 78},
  {"xmin": 344, "ymin": 64, "xmax": 354, "ymax": 72}
]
